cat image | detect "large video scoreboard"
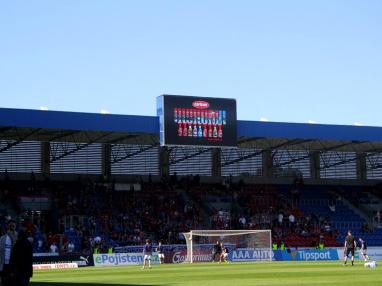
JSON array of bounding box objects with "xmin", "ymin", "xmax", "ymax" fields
[{"xmin": 157, "ymin": 95, "xmax": 237, "ymax": 147}]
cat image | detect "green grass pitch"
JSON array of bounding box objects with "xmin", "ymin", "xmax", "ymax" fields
[{"xmin": 31, "ymin": 261, "xmax": 382, "ymax": 286}]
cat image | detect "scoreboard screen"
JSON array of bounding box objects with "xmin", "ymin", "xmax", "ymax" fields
[{"xmin": 157, "ymin": 95, "xmax": 237, "ymax": 147}]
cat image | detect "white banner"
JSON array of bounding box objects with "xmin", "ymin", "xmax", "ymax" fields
[
  {"xmin": 33, "ymin": 263, "xmax": 78, "ymax": 270},
  {"xmin": 336, "ymin": 247, "xmax": 382, "ymax": 261}
]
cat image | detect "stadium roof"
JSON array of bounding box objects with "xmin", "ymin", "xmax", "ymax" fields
[{"xmin": 1, "ymin": 107, "xmax": 382, "ymax": 152}]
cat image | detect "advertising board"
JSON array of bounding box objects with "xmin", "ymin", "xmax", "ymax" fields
[
  {"xmin": 229, "ymin": 248, "xmax": 274, "ymax": 262},
  {"xmin": 93, "ymin": 253, "xmax": 160, "ymax": 267},
  {"xmin": 282, "ymin": 249, "xmax": 339, "ymax": 261}
]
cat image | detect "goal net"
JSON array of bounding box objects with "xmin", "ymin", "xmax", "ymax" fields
[{"xmin": 182, "ymin": 230, "xmax": 272, "ymax": 263}]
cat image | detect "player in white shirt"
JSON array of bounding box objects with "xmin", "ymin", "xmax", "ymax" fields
[
  {"xmin": 358, "ymin": 238, "xmax": 370, "ymax": 261},
  {"xmin": 219, "ymin": 242, "xmax": 229, "ymax": 263},
  {"xmin": 142, "ymin": 239, "xmax": 153, "ymax": 269}
]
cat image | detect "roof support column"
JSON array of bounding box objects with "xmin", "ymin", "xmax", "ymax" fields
[
  {"xmin": 41, "ymin": 141, "xmax": 50, "ymax": 175},
  {"xmin": 102, "ymin": 144, "xmax": 111, "ymax": 178},
  {"xmin": 159, "ymin": 146, "xmax": 170, "ymax": 177},
  {"xmin": 262, "ymin": 149, "xmax": 273, "ymax": 177},
  {"xmin": 356, "ymin": 152, "xmax": 367, "ymax": 181},
  {"xmin": 310, "ymin": 151, "xmax": 320, "ymax": 179},
  {"xmin": 212, "ymin": 148, "xmax": 221, "ymax": 177}
]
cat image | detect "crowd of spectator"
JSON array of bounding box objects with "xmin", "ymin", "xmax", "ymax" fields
[
  {"xmin": 0, "ymin": 174, "xmax": 205, "ymax": 254},
  {"xmin": 205, "ymin": 183, "xmax": 341, "ymax": 248},
  {"xmin": 0, "ymin": 172, "xmax": 379, "ymax": 253}
]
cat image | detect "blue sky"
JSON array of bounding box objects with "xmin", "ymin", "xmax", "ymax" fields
[{"xmin": 1, "ymin": 1, "xmax": 381, "ymax": 126}]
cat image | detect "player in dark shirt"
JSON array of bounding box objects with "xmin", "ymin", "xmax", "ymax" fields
[
  {"xmin": 142, "ymin": 239, "xmax": 152, "ymax": 269},
  {"xmin": 358, "ymin": 238, "xmax": 370, "ymax": 261},
  {"xmin": 344, "ymin": 230, "xmax": 356, "ymax": 266},
  {"xmin": 212, "ymin": 241, "xmax": 222, "ymax": 262},
  {"xmin": 156, "ymin": 241, "xmax": 165, "ymax": 264}
]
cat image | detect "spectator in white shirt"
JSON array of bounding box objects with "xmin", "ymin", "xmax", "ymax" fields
[
  {"xmin": 239, "ymin": 216, "xmax": 246, "ymax": 227},
  {"xmin": 37, "ymin": 239, "xmax": 44, "ymax": 252},
  {"xmin": 278, "ymin": 213, "xmax": 283, "ymax": 226},
  {"xmin": 50, "ymin": 242, "xmax": 58, "ymax": 253},
  {"xmin": 0, "ymin": 219, "xmax": 18, "ymax": 286},
  {"xmin": 289, "ymin": 214, "xmax": 295, "ymax": 227},
  {"xmin": 67, "ymin": 241, "xmax": 75, "ymax": 253}
]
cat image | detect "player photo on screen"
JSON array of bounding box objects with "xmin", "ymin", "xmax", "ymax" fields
[{"xmin": 157, "ymin": 95, "xmax": 237, "ymax": 147}]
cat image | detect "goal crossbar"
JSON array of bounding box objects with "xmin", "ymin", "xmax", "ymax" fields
[{"xmin": 185, "ymin": 230, "xmax": 270, "ymax": 237}]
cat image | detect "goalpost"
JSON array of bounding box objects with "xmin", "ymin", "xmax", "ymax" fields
[{"xmin": 182, "ymin": 230, "xmax": 272, "ymax": 263}]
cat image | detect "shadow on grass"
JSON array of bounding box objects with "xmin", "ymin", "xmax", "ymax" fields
[{"xmin": 31, "ymin": 283, "xmax": 165, "ymax": 286}]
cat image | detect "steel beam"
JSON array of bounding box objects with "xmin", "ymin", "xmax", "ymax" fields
[
  {"xmin": 111, "ymin": 143, "xmax": 159, "ymax": 164},
  {"xmin": 0, "ymin": 128, "xmax": 41, "ymax": 153},
  {"xmin": 50, "ymin": 132, "xmax": 113, "ymax": 162},
  {"xmin": 169, "ymin": 147, "xmax": 210, "ymax": 165},
  {"xmin": 222, "ymin": 139, "xmax": 306, "ymax": 167}
]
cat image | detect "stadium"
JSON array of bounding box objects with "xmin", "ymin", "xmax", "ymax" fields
[{"xmin": 0, "ymin": 94, "xmax": 381, "ymax": 285}]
